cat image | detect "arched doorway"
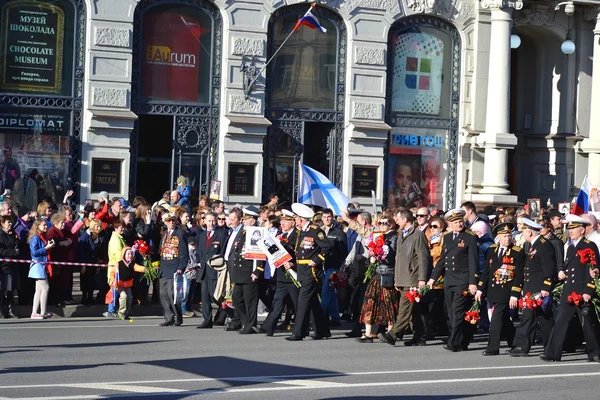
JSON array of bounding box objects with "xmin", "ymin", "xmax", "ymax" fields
[
  {"xmin": 130, "ymin": 0, "xmax": 221, "ymax": 203},
  {"xmin": 0, "ymin": 0, "xmax": 86, "ymax": 205},
  {"xmin": 385, "ymin": 16, "xmax": 460, "ymax": 210},
  {"xmin": 263, "ymin": 4, "xmax": 346, "ymax": 206}
]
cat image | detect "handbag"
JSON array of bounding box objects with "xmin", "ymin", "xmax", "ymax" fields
[{"xmin": 376, "ymin": 263, "xmax": 394, "ymax": 288}]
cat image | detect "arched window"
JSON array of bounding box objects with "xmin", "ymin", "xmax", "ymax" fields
[
  {"xmin": 140, "ymin": 3, "xmax": 213, "ymax": 104},
  {"xmin": 389, "ymin": 26, "xmax": 453, "ymax": 117},
  {"xmin": 269, "ymin": 11, "xmax": 337, "ymax": 110}
]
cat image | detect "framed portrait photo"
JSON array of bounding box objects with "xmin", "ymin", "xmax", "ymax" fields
[
  {"xmin": 527, "ymin": 198, "xmax": 541, "ymax": 219},
  {"xmin": 558, "ymin": 202, "xmax": 571, "ymax": 215}
]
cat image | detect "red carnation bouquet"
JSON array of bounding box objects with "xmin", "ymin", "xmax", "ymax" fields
[
  {"xmin": 363, "ymin": 233, "xmax": 390, "ymax": 283},
  {"xmin": 567, "ymin": 291, "xmax": 583, "ymax": 306},
  {"xmin": 405, "ymin": 286, "xmax": 431, "ymax": 303},
  {"xmin": 518, "ymin": 292, "xmax": 543, "ymax": 310},
  {"xmin": 464, "ymin": 300, "xmax": 481, "ymax": 325},
  {"xmin": 133, "ymin": 239, "xmax": 159, "ymax": 285},
  {"xmin": 575, "ymin": 248, "xmax": 600, "ymax": 318}
]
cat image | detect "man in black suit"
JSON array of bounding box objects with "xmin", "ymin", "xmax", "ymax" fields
[
  {"xmin": 196, "ymin": 212, "xmax": 227, "ymax": 329},
  {"xmin": 542, "ymin": 215, "xmax": 600, "ymax": 362},
  {"xmin": 320, "ymin": 208, "xmax": 347, "ymax": 326},
  {"xmin": 508, "ymin": 218, "xmax": 556, "ymax": 357},
  {"xmin": 230, "ymin": 206, "xmax": 265, "ymax": 334},
  {"xmin": 158, "ymin": 213, "xmax": 189, "ymax": 327},
  {"xmin": 428, "ymin": 208, "xmax": 479, "ymax": 352},
  {"xmin": 261, "ymin": 209, "xmax": 300, "ymax": 336},
  {"xmin": 476, "ymin": 222, "xmax": 525, "ymax": 356},
  {"xmin": 223, "ymin": 207, "xmax": 244, "ymax": 331}
]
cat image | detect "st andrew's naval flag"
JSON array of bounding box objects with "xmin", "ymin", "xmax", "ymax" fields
[
  {"xmin": 298, "ymin": 164, "xmax": 347, "ymax": 216},
  {"xmin": 293, "ymin": 5, "xmax": 327, "ymax": 33}
]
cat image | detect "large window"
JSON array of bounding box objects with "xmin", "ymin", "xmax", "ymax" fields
[
  {"xmin": 141, "ymin": 4, "xmax": 212, "ymax": 103},
  {"xmin": 270, "ymin": 13, "xmax": 337, "ymax": 110},
  {"xmin": 0, "ymin": 0, "xmax": 75, "ymax": 96},
  {"xmin": 390, "ymin": 27, "xmax": 452, "ymax": 117}
]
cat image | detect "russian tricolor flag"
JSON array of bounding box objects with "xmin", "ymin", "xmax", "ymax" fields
[
  {"xmin": 572, "ymin": 175, "xmax": 592, "ymax": 216},
  {"xmin": 293, "ymin": 7, "xmax": 327, "ymax": 33}
]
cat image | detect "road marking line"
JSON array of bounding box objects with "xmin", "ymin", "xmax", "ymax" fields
[
  {"xmin": 0, "ymin": 362, "xmax": 595, "ymax": 389},
  {"xmin": 66, "ymin": 383, "xmax": 184, "ymax": 393},
  {"xmin": 7, "ymin": 371, "xmax": 600, "ymax": 400}
]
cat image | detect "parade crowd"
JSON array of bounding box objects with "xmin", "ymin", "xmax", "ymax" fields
[{"xmin": 1, "ymin": 183, "xmax": 600, "ymax": 362}]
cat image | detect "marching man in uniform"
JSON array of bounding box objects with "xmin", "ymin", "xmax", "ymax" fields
[
  {"xmin": 428, "ymin": 209, "xmax": 479, "ymax": 352},
  {"xmin": 286, "ymin": 203, "xmax": 332, "ymax": 341},
  {"xmin": 508, "ymin": 218, "xmax": 556, "ymax": 357},
  {"xmin": 476, "ymin": 222, "xmax": 525, "ymax": 356},
  {"xmin": 542, "ymin": 215, "xmax": 600, "ymax": 363}
]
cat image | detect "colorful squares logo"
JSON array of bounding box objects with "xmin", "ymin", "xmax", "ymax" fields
[
  {"xmin": 405, "ymin": 57, "xmax": 432, "ymax": 90},
  {"xmin": 405, "ymin": 74, "xmax": 417, "ymax": 89},
  {"xmin": 406, "ymin": 57, "xmax": 418, "ymax": 72},
  {"xmin": 419, "ymin": 76, "xmax": 430, "ymax": 90},
  {"xmin": 420, "ymin": 58, "xmax": 431, "ymax": 73}
]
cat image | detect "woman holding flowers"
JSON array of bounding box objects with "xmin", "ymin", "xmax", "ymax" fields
[{"xmin": 356, "ymin": 216, "xmax": 399, "ymax": 343}]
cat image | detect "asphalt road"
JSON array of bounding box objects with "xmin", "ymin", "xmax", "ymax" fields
[{"xmin": 1, "ymin": 317, "xmax": 599, "ymax": 400}]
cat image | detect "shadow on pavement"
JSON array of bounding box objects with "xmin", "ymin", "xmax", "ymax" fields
[
  {"xmin": 1, "ymin": 362, "xmax": 124, "ymax": 374},
  {"xmin": 0, "ymin": 339, "xmax": 178, "ymax": 350}
]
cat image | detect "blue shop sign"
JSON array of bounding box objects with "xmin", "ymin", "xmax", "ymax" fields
[{"xmin": 392, "ymin": 134, "xmax": 445, "ymax": 148}]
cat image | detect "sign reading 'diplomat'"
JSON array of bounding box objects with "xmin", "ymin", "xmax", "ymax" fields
[{"xmin": 0, "ymin": 1, "xmax": 64, "ymax": 93}]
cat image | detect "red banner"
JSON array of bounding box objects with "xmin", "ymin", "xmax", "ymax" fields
[{"xmin": 141, "ymin": 12, "xmax": 207, "ymax": 102}]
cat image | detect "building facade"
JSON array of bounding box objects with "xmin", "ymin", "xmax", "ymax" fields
[{"xmin": 0, "ymin": 0, "xmax": 598, "ymax": 211}]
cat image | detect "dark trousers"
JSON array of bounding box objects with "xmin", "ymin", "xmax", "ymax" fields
[
  {"xmin": 292, "ymin": 278, "xmax": 330, "ymax": 338},
  {"xmin": 200, "ymin": 277, "xmax": 218, "ymax": 323},
  {"xmin": 513, "ymin": 305, "xmax": 553, "ymax": 352},
  {"xmin": 445, "ymin": 285, "xmax": 474, "ymax": 348},
  {"xmin": 263, "ymin": 281, "xmax": 300, "ymax": 334},
  {"xmin": 487, "ymin": 302, "xmax": 515, "ymax": 353},
  {"xmin": 258, "ymin": 280, "xmax": 274, "ymax": 311},
  {"xmin": 159, "ymin": 278, "xmax": 182, "ymax": 324},
  {"xmin": 422, "ymin": 289, "xmax": 448, "ymax": 338},
  {"xmin": 345, "ymin": 267, "xmax": 364, "ymax": 320},
  {"xmin": 95, "ymin": 269, "xmax": 109, "ymax": 305},
  {"xmin": 233, "ymin": 282, "xmax": 259, "ymax": 332},
  {"xmin": 545, "ymin": 302, "xmax": 600, "ymax": 361},
  {"xmin": 389, "ymin": 287, "xmax": 424, "ymax": 341}
]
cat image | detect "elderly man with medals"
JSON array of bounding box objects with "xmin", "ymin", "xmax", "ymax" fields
[
  {"xmin": 541, "ymin": 215, "xmax": 600, "ymax": 363},
  {"xmin": 475, "ymin": 222, "xmax": 525, "ymax": 356}
]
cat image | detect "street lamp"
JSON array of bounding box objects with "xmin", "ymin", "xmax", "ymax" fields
[
  {"xmin": 510, "ymin": 33, "xmax": 521, "ymax": 49},
  {"xmin": 561, "ymin": 38, "xmax": 576, "ymax": 55}
]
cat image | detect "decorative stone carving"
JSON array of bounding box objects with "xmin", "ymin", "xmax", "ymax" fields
[
  {"xmin": 355, "ymin": 47, "xmax": 385, "ymax": 65},
  {"xmin": 352, "ymin": 102, "xmax": 384, "ymax": 120},
  {"xmin": 94, "ymin": 26, "xmax": 130, "ymax": 48},
  {"xmin": 406, "ymin": 0, "xmax": 452, "ymax": 14},
  {"xmin": 454, "ymin": 0, "xmax": 476, "ymax": 24},
  {"xmin": 584, "ymin": 7, "xmax": 600, "ymax": 22},
  {"xmin": 515, "ymin": 5, "xmax": 551, "ymax": 25},
  {"xmin": 232, "ymin": 37, "xmax": 265, "ymax": 57},
  {"xmin": 343, "ymin": 0, "xmax": 402, "ymax": 16},
  {"xmin": 92, "ymin": 88, "xmax": 128, "ymax": 108},
  {"xmin": 480, "ymin": 0, "xmax": 522, "ymax": 10},
  {"xmin": 229, "ymin": 95, "xmax": 262, "ymax": 114}
]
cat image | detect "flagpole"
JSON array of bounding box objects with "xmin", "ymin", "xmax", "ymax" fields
[{"xmin": 244, "ymin": 28, "xmax": 299, "ymax": 97}]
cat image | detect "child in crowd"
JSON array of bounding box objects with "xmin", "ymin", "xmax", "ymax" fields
[
  {"xmin": 108, "ymin": 247, "xmax": 145, "ymax": 319},
  {"xmin": 175, "ymin": 176, "xmax": 191, "ymax": 207},
  {"xmin": 182, "ymin": 237, "xmax": 198, "ymax": 318}
]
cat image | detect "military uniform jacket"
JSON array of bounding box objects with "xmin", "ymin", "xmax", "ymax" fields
[
  {"xmin": 560, "ymin": 238, "xmax": 599, "ymax": 299},
  {"xmin": 276, "ymin": 228, "xmax": 300, "ymax": 284},
  {"xmin": 322, "ymin": 225, "xmax": 348, "ymax": 270},
  {"xmin": 229, "ymin": 229, "xmax": 265, "ymax": 284},
  {"xmin": 478, "ymin": 244, "xmax": 525, "ymax": 304},
  {"xmin": 296, "ymin": 224, "xmax": 332, "ymax": 283},
  {"xmin": 431, "ymin": 229, "xmax": 479, "ymax": 286},
  {"xmin": 522, "ymin": 236, "xmax": 555, "ymax": 293}
]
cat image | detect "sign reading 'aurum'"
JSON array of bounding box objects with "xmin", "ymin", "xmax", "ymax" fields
[{"xmin": 0, "ymin": 1, "xmax": 64, "ymax": 93}]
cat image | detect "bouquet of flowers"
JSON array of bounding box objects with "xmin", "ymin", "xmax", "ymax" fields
[
  {"xmin": 464, "ymin": 300, "xmax": 481, "ymax": 325},
  {"xmin": 328, "ymin": 271, "xmax": 347, "ymax": 289},
  {"xmin": 575, "ymin": 248, "xmax": 600, "ymax": 318},
  {"xmin": 133, "ymin": 239, "xmax": 159, "ymax": 286},
  {"xmin": 567, "ymin": 291, "xmax": 583, "ymax": 306},
  {"xmin": 363, "ymin": 234, "xmax": 389, "ymax": 283},
  {"xmin": 518, "ymin": 292, "xmax": 543, "ymax": 310},
  {"xmin": 221, "ymin": 297, "xmax": 233, "ymax": 309},
  {"xmin": 552, "ymin": 282, "xmax": 564, "ymax": 304},
  {"xmin": 405, "ymin": 286, "xmax": 431, "ymax": 303}
]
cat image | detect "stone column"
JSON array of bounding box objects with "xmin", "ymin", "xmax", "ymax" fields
[
  {"xmin": 583, "ymin": 9, "xmax": 600, "ymax": 186},
  {"xmin": 477, "ymin": 0, "xmax": 522, "ymax": 198}
]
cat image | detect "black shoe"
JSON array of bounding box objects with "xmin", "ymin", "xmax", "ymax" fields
[
  {"xmin": 356, "ymin": 336, "xmax": 373, "ymax": 343},
  {"xmin": 329, "ymin": 320, "xmax": 341, "ymax": 327},
  {"xmin": 311, "ymin": 333, "xmax": 331, "ymax": 340},
  {"xmin": 539, "ymin": 354, "xmax": 556, "ymax": 362},
  {"xmin": 340, "ymin": 313, "xmax": 352, "ymax": 321},
  {"xmin": 225, "ymin": 325, "xmax": 241, "ymax": 332},
  {"xmin": 265, "ymin": 330, "xmax": 274, "ymax": 337},
  {"xmin": 238, "ymin": 329, "xmax": 256, "ymax": 335},
  {"xmin": 404, "ymin": 340, "xmax": 426, "ymax": 347},
  {"xmin": 482, "ymin": 350, "xmax": 499, "ymax": 356},
  {"xmin": 173, "ymin": 321, "xmax": 183, "ymax": 326},
  {"xmin": 344, "ymin": 330, "xmax": 362, "ymax": 338},
  {"xmin": 286, "ymin": 335, "xmax": 303, "ymax": 341},
  {"xmin": 443, "ymin": 344, "xmax": 462, "ymax": 352},
  {"xmin": 381, "ymin": 332, "xmax": 396, "ymax": 346},
  {"xmin": 257, "ymin": 326, "xmax": 268, "ymax": 334},
  {"xmin": 508, "ymin": 347, "xmax": 529, "ymax": 357},
  {"xmin": 7, "ymin": 306, "xmax": 18, "ymax": 319},
  {"xmin": 159, "ymin": 321, "xmax": 174, "ymax": 327},
  {"xmin": 196, "ymin": 321, "xmax": 213, "ymax": 329}
]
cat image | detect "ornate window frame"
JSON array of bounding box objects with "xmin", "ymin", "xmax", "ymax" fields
[
  {"xmin": 130, "ymin": 0, "xmax": 222, "ymax": 197},
  {"xmin": 385, "ymin": 15, "xmax": 461, "ymax": 210},
  {"xmin": 263, "ymin": 4, "xmax": 346, "ymax": 200},
  {"xmin": 0, "ymin": 0, "xmax": 86, "ymax": 193}
]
